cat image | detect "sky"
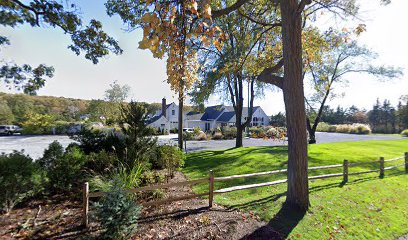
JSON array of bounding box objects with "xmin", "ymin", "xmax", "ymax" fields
[{"xmin": 1, "ymin": 0, "xmax": 407, "ymax": 115}]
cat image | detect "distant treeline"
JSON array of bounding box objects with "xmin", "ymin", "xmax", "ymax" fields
[
  {"xmin": 0, "ymin": 92, "xmax": 164, "ymax": 126},
  {"xmin": 270, "ymin": 96, "xmax": 408, "ymax": 134}
]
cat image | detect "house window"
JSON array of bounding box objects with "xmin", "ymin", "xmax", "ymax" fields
[{"xmin": 172, "ymin": 110, "xmax": 175, "ymax": 115}]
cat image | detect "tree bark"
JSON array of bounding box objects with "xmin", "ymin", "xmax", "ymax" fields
[
  {"xmin": 306, "ymin": 118, "xmax": 316, "ymax": 144},
  {"xmin": 178, "ymin": 92, "xmax": 184, "ymax": 150},
  {"xmin": 280, "ymin": 0, "xmax": 309, "ymax": 210}
]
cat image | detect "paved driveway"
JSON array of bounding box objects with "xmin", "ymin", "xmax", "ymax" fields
[
  {"xmin": 0, "ymin": 132, "xmax": 405, "ymax": 159},
  {"xmin": 171, "ymin": 132, "xmax": 405, "ymax": 152}
]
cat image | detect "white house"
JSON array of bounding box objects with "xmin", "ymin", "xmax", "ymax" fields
[
  {"xmin": 147, "ymin": 98, "xmax": 180, "ymax": 132},
  {"xmin": 184, "ymin": 105, "xmax": 270, "ymax": 131},
  {"xmin": 147, "ymin": 98, "xmax": 270, "ymax": 133}
]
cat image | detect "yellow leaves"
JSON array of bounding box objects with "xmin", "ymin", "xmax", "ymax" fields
[
  {"xmin": 141, "ymin": 13, "xmax": 159, "ymax": 24},
  {"xmin": 203, "ymin": 4, "xmax": 212, "ymax": 20},
  {"xmin": 190, "ymin": 1, "xmax": 198, "ymax": 15},
  {"xmin": 354, "ymin": 24, "xmax": 366, "ymax": 35},
  {"xmin": 213, "ymin": 39, "xmax": 223, "ymax": 51}
]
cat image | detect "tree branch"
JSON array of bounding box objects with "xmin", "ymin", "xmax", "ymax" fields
[
  {"xmin": 297, "ymin": 0, "xmax": 312, "ymax": 15},
  {"xmin": 257, "ymin": 58, "xmax": 284, "ymax": 89},
  {"xmin": 212, "ymin": 0, "xmax": 250, "ymax": 18},
  {"xmin": 238, "ymin": 10, "xmax": 282, "ymax": 27}
]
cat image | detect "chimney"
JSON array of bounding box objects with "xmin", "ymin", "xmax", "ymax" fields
[{"xmin": 162, "ymin": 97, "xmax": 166, "ymax": 117}]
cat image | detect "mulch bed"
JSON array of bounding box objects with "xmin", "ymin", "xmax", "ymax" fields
[{"xmin": 0, "ymin": 172, "xmax": 268, "ymax": 239}]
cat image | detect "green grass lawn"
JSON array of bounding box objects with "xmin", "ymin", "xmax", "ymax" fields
[{"xmin": 183, "ymin": 140, "xmax": 408, "ymax": 239}]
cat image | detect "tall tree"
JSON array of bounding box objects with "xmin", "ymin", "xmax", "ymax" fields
[
  {"xmin": 305, "ymin": 30, "xmax": 401, "ymax": 143},
  {"xmin": 189, "ymin": 8, "xmax": 276, "ymax": 147},
  {"xmin": 1, "ymin": 1, "xmax": 122, "ymax": 94},
  {"xmin": 106, "ymin": 0, "xmax": 225, "ymax": 149}
]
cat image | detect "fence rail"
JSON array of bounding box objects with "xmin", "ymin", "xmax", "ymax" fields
[{"xmin": 82, "ymin": 151, "xmax": 408, "ymax": 227}]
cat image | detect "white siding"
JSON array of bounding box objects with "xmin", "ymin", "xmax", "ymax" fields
[{"xmin": 147, "ymin": 116, "xmax": 170, "ymax": 132}]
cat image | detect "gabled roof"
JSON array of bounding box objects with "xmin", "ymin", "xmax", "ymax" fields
[
  {"xmin": 201, "ymin": 105, "xmax": 225, "ymax": 121},
  {"xmin": 146, "ymin": 115, "xmax": 165, "ymax": 125},
  {"xmin": 186, "ymin": 113, "xmax": 204, "ymax": 121},
  {"xmin": 217, "ymin": 111, "xmax": 235, "ymax": 122},
  {"xmin": 200, "ymin": 105, "xmax": 262, "ymax": 121}
]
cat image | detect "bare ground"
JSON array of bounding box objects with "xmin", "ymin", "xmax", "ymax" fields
[{"xmin": 0, "ymin": 172, "xmax": 267, "ymax": 239}]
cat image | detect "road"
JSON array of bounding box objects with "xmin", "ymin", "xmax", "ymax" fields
[{"xmin": 0, "ymin": 132, "xmax": 405, "ymax": 159}]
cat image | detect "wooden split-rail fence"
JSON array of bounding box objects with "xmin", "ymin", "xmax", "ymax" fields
[{"xmin": 82, "ymin": 152, "xmax": 408, "ymax": 227}]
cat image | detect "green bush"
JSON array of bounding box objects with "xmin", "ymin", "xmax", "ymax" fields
[
  {"xmin": 69, "ymin": 127, "xmax": 125, "ymax": 155},
  {"xmin": 183, "ymin": 131, "xmax": 195, "ymax": 140},
  {"xmin": 93, "ymin": 180, "xmax": 142, "ymax": 240},
  {"xmin": 0, "ymin": 151, "xmax": 46, "ymax": 213},
  {"xmin": 401, "ymin": 129, "xmax": 408, "ymax": 137},
  {"xmin": 222, "ymin": 126, "xmax": 237, "ymax": 139},
  {"xmin": 84, "ymin": 150, "xmax": 117, "ymax": 176},
  {"xmin": 38, "ymin": 140, "xmax": 64, "ymax": 170},
  {"xmin": 316, "ymin": 122, "xmax": 336, "ymax": 132},
  {"xmin": 155, "ymin": 145, "xmax": 185, "ymax": 178},
  {"xmin": 21, "ymin": 113, "xmax": 55, "ymax": 134},
  {"xmin": 193, "ymin": 127, "xmax": 201, "ymax": 135},
  {"xmin": 47, "ymin": 145, "xmax": 87, "ymax": 193}
]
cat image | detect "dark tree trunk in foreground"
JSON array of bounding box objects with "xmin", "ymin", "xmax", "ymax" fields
[
  {"xmin": 281, "ymin": 0, "xmax": 309, "ymax": 210},
  {"xmin": 178, "ymin": 92, "xmax": 184, "ymax": 150},
  {"xmin": 227, "ymin": 74, "xmax": 255, "ymax": 148},
  {"xmin": 306, "ymin": 118, "xmax": 316, "ymax": 144}
]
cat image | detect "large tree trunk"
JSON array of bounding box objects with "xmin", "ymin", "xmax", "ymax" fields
[
  {"xmin": 178, "ymin": 92, "xmax": 183, "ymax": 150},
  {"xmin": 281, "ymin": 0, "xmax": 309, "ymax": 210}
]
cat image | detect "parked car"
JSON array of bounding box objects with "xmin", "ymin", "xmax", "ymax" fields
[
  {"xmin": 183, "ymin": 128, "xmax": 194, "ymax": 133},
  {"xmin": 0, "ymin": 125, "xmax": 22, "ymax": 135}
]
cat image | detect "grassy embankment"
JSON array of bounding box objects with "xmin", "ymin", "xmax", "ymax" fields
[{"xmin": 183, "ymin": 140, "xmax": 408, "ymax": 239}]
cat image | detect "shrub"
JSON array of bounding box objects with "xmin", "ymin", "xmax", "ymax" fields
[
  {"xmin": 0, "ymin": 151, "xmax": 46, "ymax": 213},
  {"xmin": 316, "ymin": 122, "xmax": 336, "ymax": 132},
  {"xmin": 195, "ymin": 132, "xmax": 207, "ymax": 141},
  {"xmin": 93, "ymin": 180, "xmax": 142, "ymax": 240},
  {"xmin": 47, "ymin": 145, "xmax": 87, "ymax": 193},
  {"xmin": 84, "ymin": 150, "xmax": 118, "ymax": 176},
  {"xmin": 222, "ymin": 126, "xmax": 237, "ymax": 139},
  {"xmin": 38, "ymin": 140, "xmax": 64, "ymax": 170},
  {"xmin": 52, "ymin": 121, "xmax": 71, "ymax": 134},
  {"xmin": 351, "ymin": 124, "xmax": 371, "ymax": 134},
  {"xmin": 193, "ymin": 127, "xmax": 202, "ymax": 135},
  {"xmin": 183, "ymin": 131, "xmax": 195, "ymax": 140},
  {"xmin": 400, "ymin": 129, "xmax": 408, "ymax": 137},
  {"xmin": 155, "ymin": 145, "xmax": 185, "ymax": 178},
  {"xmin": 212, "ymin": 132, "xmax": 223, "ymax": 140},
  {"xmin": 335, "ymin": 124, "xmax": 352, "ymax": 133},
  {"xmin": 249, "ymin": 127, "xmax": 266, "ymax": 138},
  {"xmin": 21, "ymin": 113, "xmax": 55, "ymax": 135},
  {"xmin": 266, "ymin": 127, "xmax": 286, "ymax": 139},
  {"xmin": 69, "ymin": 127, "xmax": 125, "ymax": 155}
]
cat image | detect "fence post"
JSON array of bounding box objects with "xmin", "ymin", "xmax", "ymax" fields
[
  {"xmin": 379, "ymin": 157, "xmax": 384, "ymax": 178},
  {"xmin": 209, "ymin": 170, "xmax": 214, "ymax": 208},
  {"xmin": 405, "ymin": 152, "xmax": 408, "ymax": 174},
  {"xmin": 343, "ymin": 159, "xmax": 348, "ymax": 183},
  {"xmin": 83, "ymin": 182, "xmax": 89, "ymax": 228}
]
